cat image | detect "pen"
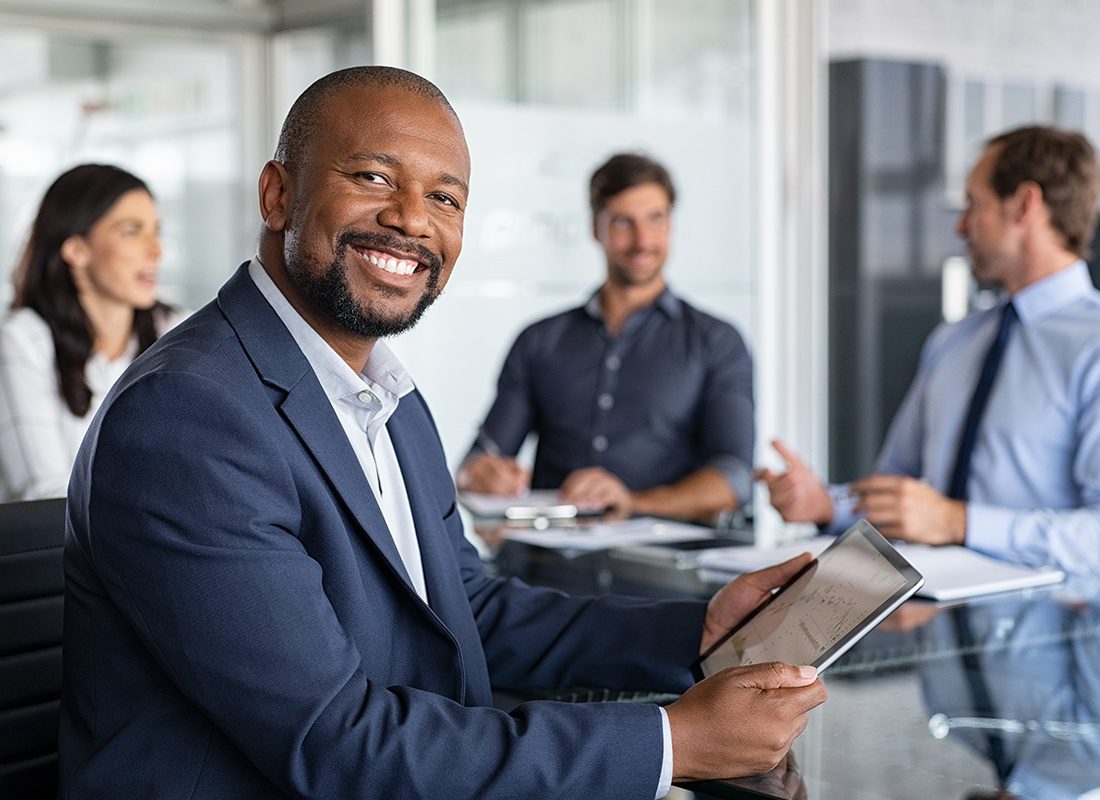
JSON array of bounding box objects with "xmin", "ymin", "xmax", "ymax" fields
[{"xmin": 476, "ymin": 426, "xmax": 502, "ymax": 458}]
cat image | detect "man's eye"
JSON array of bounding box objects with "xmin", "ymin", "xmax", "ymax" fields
[
  {"xmin": 356, "ymin": 172, "xmax": 389, "ymax": 184},
  {"xmin": 430, "ymin": 193, "xmax": 460, "ymax": 209}
]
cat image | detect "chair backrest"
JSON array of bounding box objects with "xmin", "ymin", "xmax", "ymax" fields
[{"xmin": 0, "ymin": 498, "xmax": 66, "ymax": 800}]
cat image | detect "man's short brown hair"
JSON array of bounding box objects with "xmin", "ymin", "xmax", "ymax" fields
[
  {"xmin": 589, "ymin": 153, "xmax": 676, "ymax": 216},
  {"xmin": 987, "ymin": 126, "xmax": 1100, "ymax": 258}
]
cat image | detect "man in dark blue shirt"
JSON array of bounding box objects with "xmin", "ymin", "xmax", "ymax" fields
[{"xmin": 458, "ymin": 153, "xmax": 753, "ymax": 521}]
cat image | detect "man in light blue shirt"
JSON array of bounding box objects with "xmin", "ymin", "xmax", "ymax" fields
[{"xmin": 759, "ymin": 125, "xmax": 1100, "ymax": 575}]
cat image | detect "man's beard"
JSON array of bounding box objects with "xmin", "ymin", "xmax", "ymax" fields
[
  {"xmin": 287, "ymin": 230, "xmax": 444, "ymax": 339},
  {"xmin": 608, "ymin": 253, "xmax": 665, "ymax": 288}
]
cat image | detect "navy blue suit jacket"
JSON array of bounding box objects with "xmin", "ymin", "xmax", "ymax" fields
[{"xmin": 59, "ymin": 265, "xmax": 707, "ymax": 798}]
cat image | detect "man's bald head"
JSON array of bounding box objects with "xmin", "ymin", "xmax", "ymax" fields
[{"xmin": 274, "ymin": 66, "xmax": 457, "ymax": 172}]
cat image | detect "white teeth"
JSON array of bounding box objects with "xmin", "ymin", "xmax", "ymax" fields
[{"xmin": 361, "ymin": 249, "xmax": 417, "ymax": 276}]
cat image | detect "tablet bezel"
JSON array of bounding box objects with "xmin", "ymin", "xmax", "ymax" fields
[{"xmin": 692, "ymin": 520, "xmax": 924, "ymax": 680}]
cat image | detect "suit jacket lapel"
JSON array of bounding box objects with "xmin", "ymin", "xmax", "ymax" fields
[
  {"xmin": 216, "ymin": 264, "xmax": 418, "ymax": 599},
  {"xmin": 388, "ymin": 402, "xmax": 490, "ymax": 702},
  {"xmin": 386, "ymin": 406, "xmax": 463, "ymax": 613}
]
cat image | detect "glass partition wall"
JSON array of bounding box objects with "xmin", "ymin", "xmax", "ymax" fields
[
  {"xmin": 396, "ymin": 0, "xmax": 759, "ymax": 467},
  {"xmin": 0, "ymin": 18, "xmax": 261, "ymax": 311},
  {"xmin": 1, "ymin": 1, "xmax": 812, "ymax": 511}
]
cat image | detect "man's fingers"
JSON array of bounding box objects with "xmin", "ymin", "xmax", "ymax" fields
[
  {"xmin": 487, "ymin": 457, "xmax": 529, "ymax": 493},
  {"xmin": 770, "ymin": 439, "xmax": 805, "ymax": 470},
  {"xmin": 729, "ymin": 661, "xmax": 819, "ymax": 690},
  {"xmin": 745, "ymin": 552, "xmax": 814, "ymax": 593}
]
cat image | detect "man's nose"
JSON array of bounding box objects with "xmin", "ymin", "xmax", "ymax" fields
[
  {"xmin": 955, "ymin": 209, "xmax": 968, "ymax": 238},
  {"xmin": 378, "ymin": 188, "xmax": 430, "ymax": 238},
  {"xmin": 635, "ymin": 224, "xmax": 661, "ymax": 250}
]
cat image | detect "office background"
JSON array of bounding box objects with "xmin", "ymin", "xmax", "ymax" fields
[{"xmin": 1, "ymin": 0, "xmax": 1097, "ymax": 540}]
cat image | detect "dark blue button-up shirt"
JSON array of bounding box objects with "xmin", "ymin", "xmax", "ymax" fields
[{"xmin": 469, "ymin": 287, "xmax": 754, "ymax": 502}]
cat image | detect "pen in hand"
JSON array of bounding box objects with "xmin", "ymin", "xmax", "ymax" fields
[
  {"xmin": 468, "ymin": 427, "xmax": 530, "ymax": 495},
  {"xmin": 476, "ymin": 426, "xmax": 503, "ymax": 458}
]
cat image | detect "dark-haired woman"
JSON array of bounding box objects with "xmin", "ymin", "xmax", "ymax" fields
[{"xmin": 0, "ymin": 164, "xmax": 186, "ymax": 501}]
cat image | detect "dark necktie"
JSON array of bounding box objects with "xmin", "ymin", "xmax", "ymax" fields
[{"xmin": 946, "ymin": 302, "xmax": 1018, "ymax": 501}]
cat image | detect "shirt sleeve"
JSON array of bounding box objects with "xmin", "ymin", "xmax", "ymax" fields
[
  {"xmin": 821, "ymin": 329, "xmax": 944, "ymax": 535},
  {"xmin": 873, "ymin": 328, "xmax": 941, "ymax": 479},
  {"xmin": 0, "ymin": 315, "xmax": 75, "ymax": 500},
  {"xmin": 657, "ymin": 706, "xmax": 673, "ymax": 798},
  {"xmin": 697, "ymin": 321, "xmax": 755, "ymax": 505},
  {"xmin": 820, "ymin": 483, "xmax": 859, "ymax": 535},
  {"xmin": 465, "ymin": 326, "xmax": 539, "ymax": 460},
  {"xmin": 965, "ymin": 345, "xmax": 1100, "ymax": 576}
]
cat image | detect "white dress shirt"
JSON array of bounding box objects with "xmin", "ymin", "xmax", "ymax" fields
[
  {"xmin": 248, "ymin": 258, "xmax": 428, "ymax": 601},
  {"xmin": 252, "ymin": 258, "xmax": 672, "ymax": 795},
  {"xmin": 0, "ymin": 305, "xmax": 186, "ymax": 501}
]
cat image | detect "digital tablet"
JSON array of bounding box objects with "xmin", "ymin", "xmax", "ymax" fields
[{"xmin": 693, "ymin": 520, "xmax": 924, "ymax": 679}]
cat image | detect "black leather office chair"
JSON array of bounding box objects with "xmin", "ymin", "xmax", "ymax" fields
[{"xmin": 0, "ymin": 498, "xmax": 66, "ymax": 799}]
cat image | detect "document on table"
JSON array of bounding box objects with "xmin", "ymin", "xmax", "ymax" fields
[
  {"xmin": 504, "ymin": 516, "xmax": 715, "ymax": 552},
  {"xmin": 696, "ymin": 538, "xmax": 1065, "ymax": 600},
  {"xmin": 458, "ymin": 489, "xmax": 601, "ymax": 519}
]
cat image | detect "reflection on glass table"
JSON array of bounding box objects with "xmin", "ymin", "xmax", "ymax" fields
[
  {"xmin": 480, "ymin": 526, "xmax": 1100, "ymax": 799},
  {"xmin": 916, "ymin": 580, "xmax": 1100, "ymax": 800}
]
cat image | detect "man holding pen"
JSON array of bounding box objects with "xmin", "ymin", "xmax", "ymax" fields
[
  {"xmin": 458, "ymin": 153, "xmax": 754, "ymax": 522},
  {"xmin": 759, "ymin": 126, "xmax": 1100, "ymax": 575}
]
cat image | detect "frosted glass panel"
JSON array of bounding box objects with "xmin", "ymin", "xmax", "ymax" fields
[
  {"xmin": 0, "ymin": 28, "xmax": 249, "ymax": 312},
  {"xmin": 409, "ymin": 0, "xmax": 758, "ymax": 467}
]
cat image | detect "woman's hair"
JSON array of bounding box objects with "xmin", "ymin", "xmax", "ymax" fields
[{"xmin": 12, "ymin": 163, "xmax": 168, "ymax": 417}]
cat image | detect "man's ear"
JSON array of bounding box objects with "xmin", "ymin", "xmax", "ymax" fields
[
  {"xmin": 258, "ymin": 161, "xmax": 292, "ymax": 232},
  {"xmin": 1011, "ymin": 179, "xmax": 1045, "ymax": 225}
]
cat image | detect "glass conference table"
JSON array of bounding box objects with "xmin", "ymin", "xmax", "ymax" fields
[{"xmin": 474, "ymin": 518, "xmax": 1100, "ymax": 800}]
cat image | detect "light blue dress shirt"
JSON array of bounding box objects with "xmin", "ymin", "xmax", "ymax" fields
[{"xmin": 830, "ymin": 261, "xmax": 1100, "ymax": 575}]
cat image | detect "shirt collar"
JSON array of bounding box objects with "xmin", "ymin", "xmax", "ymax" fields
[
  {"xmin": 582, "ymin": 284, "xmax": 682, "ymax": 321},
  {"xmin": 1010, "ymin": 259, "xmax": 1093, "ymax": 325},
  {"xmin": 247, "ymin": 256, "xmax": 414, "ymax": 405}
]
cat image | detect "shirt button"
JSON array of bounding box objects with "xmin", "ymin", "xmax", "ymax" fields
[
  {"xmin": 592, "ymin": 435, "xmax": 608, "ymax": 452},
  {"xmin": 605, "ymin": 355, "xmax": 621, "ymax": 371},
  {"xmin": 597, "ymin": 393, "xmax": 614, "ymax": 410},
  {"xmin": 357, "ymin": 390, "xmax": 376, "ymax": 404}
]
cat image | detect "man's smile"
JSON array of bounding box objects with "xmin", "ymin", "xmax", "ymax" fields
[{"xmin": 353, "ymin": 246, "xmax": 423, "ymax": 277}]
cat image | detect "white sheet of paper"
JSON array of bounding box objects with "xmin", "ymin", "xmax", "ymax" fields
[
  {"xmin": 504, "ymin": 516, "xmax": 714, "ymax": 552},
  {"xmin": 696, "ymin": 538, "xmax": 1065, "ymax": 600},
  {"xmin": 458, "ymin": 489, "xmax": 582, "ymax": 518}
]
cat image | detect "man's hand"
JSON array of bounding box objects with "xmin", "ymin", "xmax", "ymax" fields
[
  {"xmin": 666, "ymin": 662, "xmax": 827, "ymax": 780},
  {"xmin": 851, "ymin": 475, "xmax": 966, "ymax": 545},
  {"xmin": 755, "ymin": 440, "xmax": 834, "ymax": 525},
  {"xmin": 701, "ymin": 553, "xmax": 814, "ymax": 654},
  {"xmin": 559, "ymin": 466, "xmax": 633, "ymax": 513},
  {"xmin": 456, "ymin": 453, "xmax": 530, "ymax": 496}
]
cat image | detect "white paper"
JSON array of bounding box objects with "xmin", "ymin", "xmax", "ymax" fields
[
  {"xmin": 504, "ymin": 516, "xmax": 714, "ymax": 552},
  {"xmin": 696, "ymin": 538, "xmax": 1065, "ymax": 600},
  {"xmin": 891, "ymin": 543, "xmax": 1064, "ymax": 601},
  {"xmin": 458, "ymin": 489, "xmax": 589, "ymax": 518}
]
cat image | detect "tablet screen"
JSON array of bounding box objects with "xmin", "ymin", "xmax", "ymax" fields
[{"xmin": 694, "ymin": 521, "xmax": 923, "ymax": 678}]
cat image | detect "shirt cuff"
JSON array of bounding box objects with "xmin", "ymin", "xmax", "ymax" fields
[
  {"xmin": 657, "ymin": 705, "xmax": 673, "ymax": 799},
  {"xmin": 706, "ymin": 455, "xmax": 753, "ymax": 510},
  {"xmin": 822, "ymin": 482, "xmax": 858, "ymax": 535},
  {"xmin": 964, "ymin": 502, "xmax": 1015, "ymax": 559}
]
